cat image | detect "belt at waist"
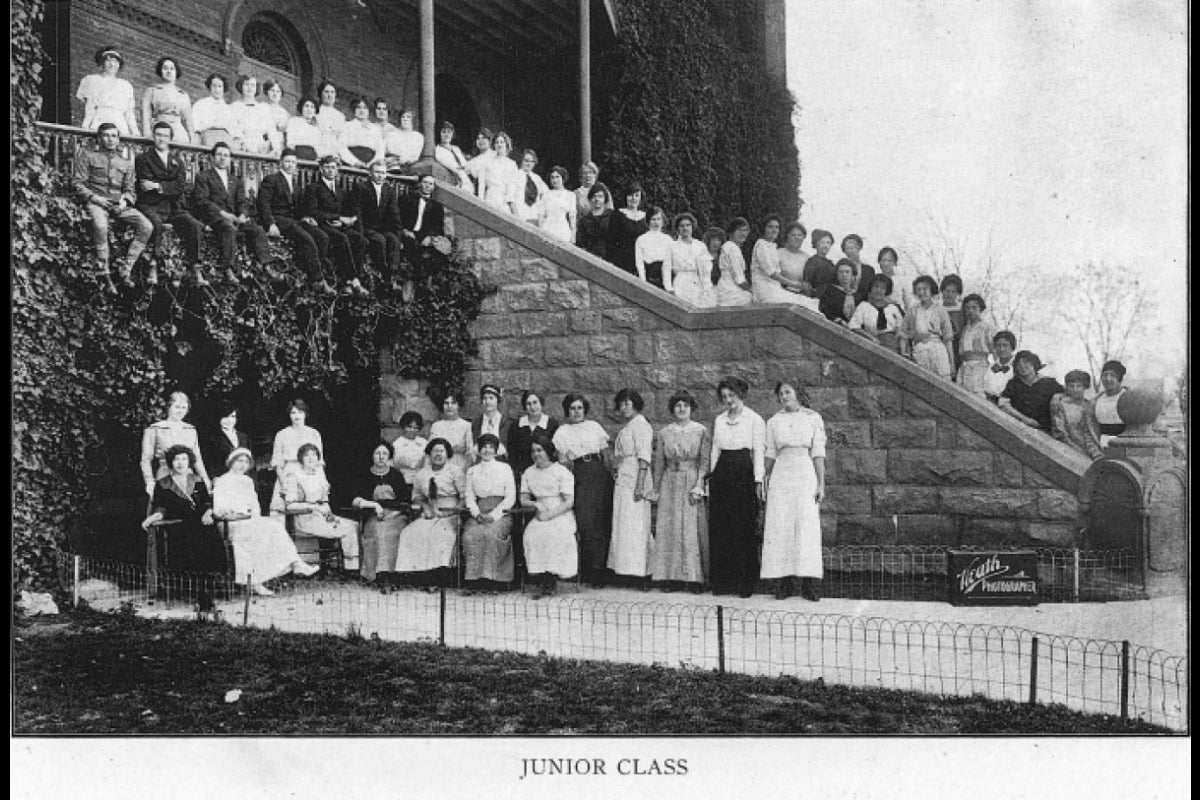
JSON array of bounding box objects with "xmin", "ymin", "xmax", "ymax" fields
[
  {"xmin": 665, "ymin": 458, "xmax": 697, "ymax": 472},
  {"xmin": 576, "ymin": 453, "xmax": 600, "ymax": 463},
  {"xmin": 960, "ymin": 353, "xmax": 989, "ymax": 362},
  {"xmin": 911, "ymin": 335, "xmax": 944, "ymax": 344}
]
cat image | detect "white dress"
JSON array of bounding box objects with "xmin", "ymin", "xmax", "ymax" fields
[
  {"xmin": 670, "ymin": 239, "xmax": 715, "ymax": 307},
  {"xmin": 191, "ymin": 97, "xmax": 236, "ymax": 147},
  {"xmin": 480, "ymin": 156, "xmax": 519, "ymax": 210},
  {"xmin": 608, "ymin": 414, "xmax": 654, "ymax": 577},
  {"xmin": 541, "ymin": 188, "xmax": 577, "ymax": 242},
  {"xmin": 78, "ymin": 74, "xmax": 138, "ymax": 135},
  {"xmin": 269, "ymin": 425, "xmax": 324, "ymax": 518},
  {"xmin": 391, "ymin": 435, "xmax": 429, "ymax": 485},
  {"xmin": 394, "ymin": 464, "xmax": 464, "ymax": 572},
  {"xmin": 635, "ymin": 230, "xmax": 673, "ymax": 286},
  {"xmin": 521, "ymin": 463, "xmax": 579, "ymax": 578},
  {"xmin": 384, "ymin": 129, "xmax": 425, "ymax": 166},
  {"xmin": 465, "ymin": 150, "xmax": 494, "ymax": 196},
  {"xmin": 230, "ymin": 100, "xmax": 275, "ymax": 155},
  {"xmin": 716, "ymin": 241, "xmax": 753, "ymax": 306},
  {"xmin": 511, "ymin": 170, "xmax": 549, "ymax": 224},
  {"xmin": 751, "ymin": 239, "xmax": 797, "ymax": 304},
  {"xmin": 213, "ymin": 472, "xmax": 303, "ymax": 585},
  {"xmin": 285, "ymin": 117, "xmax": 326, "ymax": 158},
  {"xmin": 463, "ymin": 460, "xmax": 516, "ymax": 582},
  {"xmin": 316, "ymin": 106, "xmax": 346, "ymax": 160},
  {"xmin": 430, "ymin": 417, "xmax": 473, "ymax": 472},
  {"xmin": 761, "ymin": 408, "xmax": 826, "ymax": 579},
  {"xmin": 286, "ymin": 469, "xmax": 360, "ymax": 570}
]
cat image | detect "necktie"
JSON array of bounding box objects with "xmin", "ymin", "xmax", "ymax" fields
[
  {"xmin": 524, "ymin": 174, "xmax": 538, "ymax": 206},
  {"xmin": 428, "ymin": 477, "xmax": 438, "ymax": 501},
  {"xmin": 875, "ymin": 305, "xmax": 889, "ymax": 331}
]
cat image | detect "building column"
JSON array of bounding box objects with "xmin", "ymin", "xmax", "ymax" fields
[
  {"xmin": 579, "ymin": 0, "xmax": 591, "ymax": 163},
  {"xmin": 420, "ymin": 0, "xmax": 436, "ymax": 160}
]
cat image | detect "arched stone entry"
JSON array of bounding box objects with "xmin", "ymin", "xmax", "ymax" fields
[
  {"xmin": 435, "ymin": 73, "xmax": 480, "ymax": 144},
  {"xmin": 239, "ymin": 12, "xmax": 314, "ymax": 102},
  {"xmin": 1080, "ymin": 460, "xmax": 1144, "ymax": 554}
]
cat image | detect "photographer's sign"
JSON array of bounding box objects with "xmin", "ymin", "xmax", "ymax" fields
[{"xmin": 947, "ymin": 550, "xmax": 1039, "ymax": 606}]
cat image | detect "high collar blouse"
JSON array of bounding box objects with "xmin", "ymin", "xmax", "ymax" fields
[{"xmin": 711, "ymin": 406, "xmax": 767, "ymax": 481}]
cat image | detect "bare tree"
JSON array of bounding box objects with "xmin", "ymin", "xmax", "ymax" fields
[{"xmin": 1052, "ymin": 261, "xmax": 1155, "ymax": 387}]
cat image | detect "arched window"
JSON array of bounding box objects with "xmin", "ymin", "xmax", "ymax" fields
[{"xmin": 242, "ymin": 19, "xmax": 296, "ymax": 74}]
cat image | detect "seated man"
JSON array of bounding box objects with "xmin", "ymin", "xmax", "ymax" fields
[
  {"xmin": 72, "ymin": 122, "xmax": 153, "ymax": 292},
  {"xmin": 300, "ymin": 155, "xmax": 369, "ymax": 296},
  {"xmin": 350, "ymin": 160, "xmax": 404, "ymax": 290},
  {"xmin": 259, "ymin": 148, "xmax": 336, "ymax": 295},
  {"xmin": 135, "ymin": 121, "xmax": 205, "ymax": 287},
  {"xmin": 398, "ymin": 172, "xmax": 445, "ymax": 256},
  {"xmin": 191, "ymin": 141, "xmax": 274, "ymax": 285}
]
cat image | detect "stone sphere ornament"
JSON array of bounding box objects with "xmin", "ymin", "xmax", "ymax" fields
[{"xmin": 1116, "ymin": 385, "xmax": 1165, "ymax": 438}]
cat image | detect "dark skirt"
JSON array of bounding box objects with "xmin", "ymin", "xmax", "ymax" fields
[
  {"xmin": 573, "ymin": 457, "xmax": 614, "ymax": 573},
  {"xmin": 645, "ymin": 260, "xmax": 664, "ymax": 289},
  {"xmin": 708, "ymin": 450, "xmax": 760, "ymax": 594},
  {"xmin": 349, "ymin": 145, "xmax": 377, "ymax": 164},
  {"xmin": 293, "ymin": 145, "xmax": 318, "ymax": 162},
  {"xmin": 1099, "ymin": 423, "xmax": 1125, "ymax": 436}
]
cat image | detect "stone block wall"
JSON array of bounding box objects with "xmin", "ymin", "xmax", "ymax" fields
[{"xmin": 378, "ymin": 189, "xmax": 1091, "ymax": 550}]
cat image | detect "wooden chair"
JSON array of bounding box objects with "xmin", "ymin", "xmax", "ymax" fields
[
  {"xmin": 281, "ymin": 506, "xmax": 344, "ymax": 574},
  {"xmin": 510, "ymin": 504, "xmax": 582, "ymax": 594},
  {"xmin": 212, "ymin": 512, "xmax": 250, "ymax": 587}
]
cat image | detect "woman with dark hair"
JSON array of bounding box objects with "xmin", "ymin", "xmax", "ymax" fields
[
  {"xmin": 205, "ymin": 401, "xmax": 253, "ymax": 480},
  {"xmin": 899, "ymin": 275, "xmax": 956, "ymax": 379},
  {"xmin": 608, "ymin": 388, "xmax": 654, "ymax": 587},
  {"xmin": 956, "ymin": 293, "xmax": 996, "ymax": 397},
  {"xmin": 79, "ymin": 47, "xmax": 139, "ymax": 136},
  {"xmin": 1052, "ymin": 372, "xmax": 1104, "ymax": 460},
  {"xmin": 541, "ymin": 166, "xmax": 577, "ymax": 242},
  {"xmin": 702, "ymin": 226, "xmax": 726, "ymax": 286},
  {"xmin": 480, "ymin": 132, "xmax": 519, "ymax": 210},
  {"xmin": 552, "ymin": 393, "xmax": 613, "ymax": 586},
  {"xmin": 465, "ymin": 127, "xmax": 494, "ymax": 197},
  {"xmin": 230, "ymin": 74, "xmax": 274, "ymax": 155},
  {"xmin": 847, "ymin": 274, "xmax": 905, "ymax": 352},
  {"xmin": 576, "ymin": 183, "xmax": 615, "ymax": 262},
  {"xmin": 751, "ymin": 215, "xmax": 800, "ymax": 303},
  {"xmin": 778, "ymin": 222, "xmax": 820, "ymax": 312},
  {"xmin": 610, "ymin": 183, "xmax": 649, "ymax": 277},
  {"xmin": 215, "ymin": 447, "xmax": 318, "ymax": 596},
  {"xmin": 762, "ymin": 381, "xmax": 826, "ymax": 601},
  {"xmin": 635, "ymin": 205, "xmax": 672, "ymax": 289},
  {"xmin": 876, "ymin": 246, "xmax": 910, "ymax": 308},
  {"xmin": 801, "ymin": 229, "xmax": 837, "ymax": 299},
  {"xmin": 840, "ymin": 234, "xmax": 875, "ymax": 302},
  {"xmin": 383, "ymin": 108, "xmax": 425, "ymax": 171},
  {"xmin": 142, "ymin": 56, "xmax": 192, "ymax": 142},
  {"xmin": 391, "ymin": 411, "xmax": 429, "ymax": 485},
  {"xmin": 339, "ymin": 98, "xmax": 383, "ymax": 169},
  {"xmin": 141, "ymin": 444, "xmax": 226, "ymax": 583},
  {"xmin": 999, "ymin": 351, "xmax": 1065, "ymax": 432},
  {"xmin": 716, "ymin": 218, "xmax": 753, "ymax": 306},
  {"xmin": 434, "ymin": 121, "xmax": 471, "ymax": 187},
  {"xmin": 285, "ymin": 97, "xmax": 323, "ymax": 161},
  {"xmin": 286, "ymin": 443, "xmax": 361, "ymax": 572},
  {"xmin": 315, "ymin": 81, "xmax": 346, "ymax": 159},
  {"xmin": 507, "ymin": 390, "xmax": 561, "ymax": 480},
  {"xmin": 512, "ymin": 148, "xmax": 549, "ymax": 224},
  {"xmin": 430, "ymin": 390, "xmax": 474, "ymax": 472},
  {"xmin": 669, "ymin": 214, "xmax": 715, "ymax": 307},
  {"xmin": 985, "ymin": 330, "xmax": 1019, "ymax": 402},
  {"xmin": 262, "ymin": 80, "xmax": 289, "ymax": 153},
  {"xmin": 191, "ymin": 73, "xmax": 234, "ymax": 148},
  {"xmin": 649, "ymin": 389, "xmax": 710, "ymax": 592},
  {"xmin": 520, "ymin": 435, "xmax": 578, "ymax": 598},
  {"xmin": 350, "ymin": 439, "xmax": 412, "ymax": 586},
  {"xmin": 471, "ymin": 383, "xmax": 512, "ymax": 462},
  {"xmin": 574, "ymin": 160, "xmax": 612, "ymax": 219},
  {"xmin": 269, "ymin": 399, "xmax": 324, "ymax": 519},
  {"xmin": 394, "ymin": 437, "xmax": 465, "ymax": 586},
  {"xmin": 709, "ymin": 377, "xmax": 766, "ymax": 597},
  {"xmin": 819, "ymin": 259, "xmax": 859, "ymax": 324},
  {"xmin": 1093, "ymin": 360, "xmax": 1128, "ymax": 444},
  {"xmin": 940, "ymin": 274, "xmax": 966, "ymax": 376},
  {"xmin": 141, "ymin": 391, "xmax": 212, "ymax": 497},
  {"xmin": 463, "ymin": 433, "xmax": 516, "ymax": 591}
]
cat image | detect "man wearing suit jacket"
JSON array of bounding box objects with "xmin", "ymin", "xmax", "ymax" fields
[
  {"xmin": 192, "ymin": 141, "xmax": 272, "ymax": 285},
  {"xmin": 301, "ymin": 155, "xmax": 370, "ymax": 297},
  {"xmin": 398, "ymin": 172, "xmax": 445, "ymax": 257},
  {"xmin": 135, "ymin": 121, "xmax": 205, "ymax": 286},
  {"xmin": 258, "ymin": 148, "xmax": 336, "ymax": 295},
  {"xmin": 350, "ymin": 160, "xmax": 404, "ymax": 290}
]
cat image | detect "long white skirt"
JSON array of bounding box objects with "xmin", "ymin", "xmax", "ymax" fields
[
  {"xmin": 913, "ymin": 339, "xmax": 953, "ymax": 379},
  {"xmin": 227, "ymin": 516, "xmax": 301, "ymax": 585},
  {"xmin": 761, "ymin": 449, "xmax": 823, "ymax": 579},
  {"xmin": 524, "ymin": 504, "xmax": 578, "ymax": 579},
  {"xmin": 608, "ymin": 456, "xmax": 653, "ymax": 576},
  {"xmin": 294, "ymin": 514, "xmax": 361, "ymax": 570},
  {"xmin": 394, "ymin": 515, "xmax": 459, "ymax": 572},
  {"xmin": 673, "ymin": 272, "xmax": 715, "ymax": 308}
]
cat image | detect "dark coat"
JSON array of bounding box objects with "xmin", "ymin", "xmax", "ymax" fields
[
  {"xmin": 150, "ymin": 474, "xmax": 226, "ymax": 572},
  {"xmin": 257, "ymin": 171, "xmax": 303, "ymax": 227},
  {"xmin": 506, "ymin": 416, "xmax": 560, "ymax": 478},
  {"xmin": 471, "ymin": 414, "xmax": 514, "ymax": 463},
  {"xmin": 204, "ymin": 429, "xmax": 253, "ymax": 479},
  {"xmin": 398, "ymin": 193, "xmax": 445, "ymax": 240},
  {"xmin": 192, "ymin": 166, "xmax": 250, "ymax": 224},
  {"xmin": 134, "ymin": 149, "xmax": 190, "ymax": 217},
  {"xmin": 301, "ymin": 178, "xmax": 352, "ymax": 225},
  {"xmin": 352, "ymin": 180, "xmax": 403, "ymax": 234}
]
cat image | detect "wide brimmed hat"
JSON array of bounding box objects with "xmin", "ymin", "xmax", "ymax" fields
[
  {"xmin": 225, "ymin": 447, "xmax": 253, "ymax": 467},
  {"xmin": 94, "ymin": 47, "xmax": 125, "ymax": 67}
]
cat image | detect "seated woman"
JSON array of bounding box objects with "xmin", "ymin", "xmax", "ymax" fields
[
  {"xmin": 141, "ymin": 444, "xmax": 226, "ymax": 601},
  {"xmin": 634, "ymin": 205, "xmax": 672, "ymax": 289},
  {"xmin": 999, "ymin": 350, "xmax": 1065, "ymax": 433},
  {"xmin": 801, "ymin": 229, "xmax": 837, "ymax": 299},
  {"xmin": 213, "ymin": 448, "xmax": 318, "ymax": 596},
  {"xmin": 818, "ymin": 259, "xmax": 859, "ymax": 324},
  {"xmin": 383, "ymin": 108, "xmax": 426, "ymax": 171},
  {"xmin": 667, "ymin": 214, "xmax": 714, "ymax": 307},
  {"xmin": 1051, "ymin": 371, "xmax": 1104, "ymax": 460},
  {"xmin": 847, "ymin": 274, "xmax": 905, "ymax": 352},
  {"xmin": 434, "ymin": 121, "xmax": 472, "ymax": 188},
  {"xmin": 351, "ymin": 440, "xmax": 412, "ymax": 587},
  {"xmin": 339, "ymin": 98, "xmax": 384, "ymax": 169},
  {"xmin": 463, "ymin": 434, "xmax": 517, "ymax": 592},
  {"xmin": 285, "ymin": 97, "xmax": 324, "ymax": 161},
  {"xmin": 750, "ymin": 214, "xmax": 801, "ymax": 303},
  {"xmin": 520, "ymin": 435, "xmax": 578, "ymax": 599},
  {"xmin": 284, "ymin": 443, "xmax": 361, "ymax": 572},
  {"xmin": 715, "ymin": 218, "xmax": 753, "ymax": 306},
  {"xmin": 393, "ymin": 438, "xmax": 465, "ymax": 587}
]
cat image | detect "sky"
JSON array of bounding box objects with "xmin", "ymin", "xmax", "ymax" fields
[{"xmin": 787, "ymin": 0, "xmax": 1188, "ymax": 382}]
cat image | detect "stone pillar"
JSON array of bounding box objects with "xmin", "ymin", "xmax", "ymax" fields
[
  {"xmin": 419, "ymin": 0, "xmax": 436, "ymax": 161},
  {"xmin": 579, "ymin": 0, "xmax": 592, "ymax": 164}
]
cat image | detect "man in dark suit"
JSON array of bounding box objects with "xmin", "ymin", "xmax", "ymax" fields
[
  {"xmin": 135, "ymin": 121, "xmax": 206, "ymax": 286},
  {"xmin": 300, "ymin": 156, "xmax": 369, "ymax": 297},
  {"xmin": 398, "ymin": 172, "xmax": 446, "ymax": 249},
  {"xmin": 191, "ymin": 141, "xmax": 272, "ymax": 285},
  {"xmin": 350, "ymin": 160, "xmax": 404, "ymax": 291},
  {"xmin": 258, "ymin": 148, "xmax": 336, "ymax": 295}
]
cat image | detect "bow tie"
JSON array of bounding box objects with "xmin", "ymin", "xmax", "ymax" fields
[{"xmin": 992, "ymin": 364, "xmax": 1011, "ymax": 374}]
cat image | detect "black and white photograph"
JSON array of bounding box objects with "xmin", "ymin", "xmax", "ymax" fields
[{"xmin": 12, "ymin": 0, "xmax": 1188, "ymax": 796}]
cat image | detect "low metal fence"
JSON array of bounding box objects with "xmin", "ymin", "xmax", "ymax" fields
[{"xmin": 57, "ymin": 551, "xmax": 1187, "ymax": 732}]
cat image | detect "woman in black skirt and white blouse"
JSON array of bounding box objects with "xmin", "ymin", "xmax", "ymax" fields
[{"xmin": 708, "ymin": 377, "xmax": 766, "ymax": 597}]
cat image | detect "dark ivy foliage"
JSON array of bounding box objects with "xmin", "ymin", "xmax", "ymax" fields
[
  {"xmin": 593, "ymin": 0, "xmax": 801, "ymax": 232},
  {"xmin": 12, "ymin": 0, "xmax": 489, "ymax": 590}
]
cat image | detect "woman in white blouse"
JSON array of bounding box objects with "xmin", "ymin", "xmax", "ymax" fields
[
  {"xmin": 141, "ymin": 56, "xmax": 192, "ymax": 143},
  {"xmin": 391, "ymin": 411, "xmax": 430, "ymax": 485},
  {"xmin": 762, "ymin": 381, "xmax": 826, "ymax": 601},
  {"xmin": 608, "ymin": 389, "xmax": 655, "ymax": 587},
  {"xmin": 78, "ymin": 47, "xmax": 140, "ymax": 137},
  {"xmin": 262, "ymin": 80, "xmax": 290, "ymax": 154},
  {"xmin": 552, "ymin": 393, "xmax": 613, "ymax": 587},
  {"xmin": 384, "ymin": 108, "xmax": 425, "ymax": 171},
  {"xmin": 315, "ymin": 81, "xmax": 346, "ymax": 160},
  {"xmin": 716, "ymin": 218, "xmax": 754, "ymax": 307},
  {"xmin": 393, "ymin": 438, "xmax": 465, "ymax": 586},
  {"xmin": 520, "ymin": 436, "xmax": 578, "ymax": 598},
  {"xmin": 480, "ymin": 132, "xmax": 519, "ymax": 210},
  {"xmin": 463, "ymin": 434, "xmax": 517, "ymax": 591},
  {"xmin": 847, "ymin": 274, "xmax": 906, "ymax": 353},
  {"xmin": 540, "ymin": 166, "xmax": 577, "ymax": 243},
  {"xmin": 709, "ymin": 376, "xmax": 766, "ymax": 597},
  {"xmin": 230, "ymin": 74, "xmax": 275, "ymax": 155},
  {"xmin": 511, "ymin": 148, "xmax": 548, "ymax": 223},
  {"xmin": 268, "ymin": 398, "xmax": 324, "ymax": 520},
  {"xmin": 668, "ymin": 213, "xmax": 714, "ymax": 307},
  {"xmin": 465, "ymin": 127, "xmax": 494, "ymax": 196},
  {"xmin": 192, "ymin": 73, "xmax": 235, "ymax": 149},
  {"xmin": 284, "ymin": 97, "xmax": 323, "ymax": 161},
  {"xmin": 751, "ymin": 215, "xmax": 804, "ymax": 303},
  {"xmin": 434, "ymin": 121, "xmax": 472, "ymax": 188},
  {"xmin": 635, "ymin": 206, "xmax": 672, "ymax": 290},
  {"xmin": 429, "ymin": 391, "xmax": 474, "ymax": 472},
  {"xmin": 339, "ymin": 98, "xmax": 384, "ymax": 169}
]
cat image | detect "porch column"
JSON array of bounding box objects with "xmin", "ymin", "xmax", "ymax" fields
[
  {"xmin": 579, "ymin": 0, "xmax": 591, "ymax": 163},
  {"xmin": 420, "ymin": 0, "xmax": 436, "ymax": 160}
]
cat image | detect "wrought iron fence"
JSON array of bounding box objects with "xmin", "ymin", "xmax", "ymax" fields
[{"xmin": 56, "ymin": 551, "xmax": 1187, "ymax": 732}]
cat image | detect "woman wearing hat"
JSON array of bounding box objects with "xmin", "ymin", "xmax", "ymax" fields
[
  {"xmin": 214, "ymin": 447, "xmax": 319, "ymax": 596},
  {"xmin": 1093, "ymin": 360, "xmax": 1128, "ymax": 445},
  {"xmin": 78, "ymin": 47, "xmax": 140, "ymax": 137},
  {"xmin": 462, "ymin": 433, "xmax": 516, "ymax": 591},
  {"xmin": 999, "ymin": 351, "xmax": 1065, "ymax": 432}
]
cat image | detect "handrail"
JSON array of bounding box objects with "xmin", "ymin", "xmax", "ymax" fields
[{"xmin": 433, "ymin": 182, "xmax": 1092, "ymax": 494}]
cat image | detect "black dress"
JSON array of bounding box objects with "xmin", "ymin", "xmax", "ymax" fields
[
  {"xmin": 204, "ymin": 429, "xmax": 253, "ymax": 479},
  {"xmin": 150, "ymin": 475, "xmax": 226, "ymax": 574},
  {"xmin": 354, "ymin": 467, "xmax": 412, "ymax": 582},
  {"xmin": 802, "ymin": 254, "xmax": 837, "ymax": 298},
  {"xmin": 576, "ymin": 209, "xmax": 614, "ymax": 262},
  {"xmin": 609, "ymin": 210, "xmax": 649, "ymax": 277},
  {"xmin": 819, "ymin": 284, "xmax": 857, "ymax": 323}
]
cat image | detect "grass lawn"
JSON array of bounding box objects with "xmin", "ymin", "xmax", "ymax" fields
[{"xmin": 13, "ymin": 611, "xmax": 1170, "ymax": 734}]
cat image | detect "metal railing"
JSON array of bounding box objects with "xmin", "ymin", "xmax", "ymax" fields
[{"xmin": 57, "ymin": 550, "xmax": 1188, "ymax": 731}]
